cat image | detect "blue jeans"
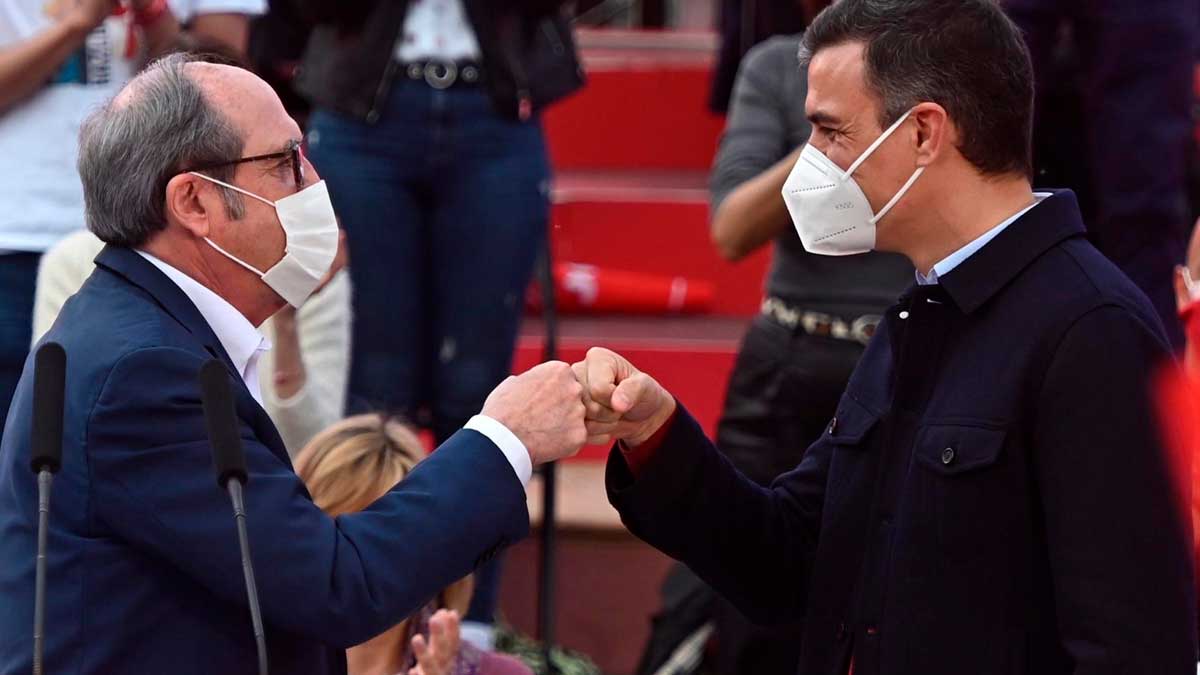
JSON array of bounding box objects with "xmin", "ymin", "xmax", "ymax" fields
[
  {"xmin": 307, "ymin": 80, "xmax": 549, "ymax": 442},
  {"xmin": 0, "ymin": 252, "xmax": 40, "ymax": 441},
  {"xmin": 307, "ymin": 81, "xmax": 548, "ymax": 625}
]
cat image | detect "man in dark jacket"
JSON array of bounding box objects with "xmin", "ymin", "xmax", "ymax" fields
[
  {"xmin": 290, "ymin": 1, "xmax": 583, "ymax": 643},
  {"xmin": 573, "ymin": 1, "xmax": 1198, "ymax": 673}
]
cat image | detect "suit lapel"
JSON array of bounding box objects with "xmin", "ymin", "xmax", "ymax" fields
[
  {"xmin": 94, "ymin": 245, "xmax": 294, "ymax": 466},
  {"xmin": 95, "ymin": 246, "xmax": 236, "ymax": 368}
]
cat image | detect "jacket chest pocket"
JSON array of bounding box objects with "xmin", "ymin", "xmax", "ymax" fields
[
  {"xmin": 827, "ymin": 395, "xmax": 880, "ymax": 448},
  {"xmin": 915, "ymin": 424, "xmax": 1006, "ymax": 475},
  {"xmin": 822, "ymin": 395, "xmax": 882, "ymax": 515},
  {"xmin": 912, "ymin": 422, "xmax": 1012, "ymax": 563}
]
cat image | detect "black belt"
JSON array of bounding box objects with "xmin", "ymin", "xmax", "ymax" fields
[
  {"xmin": 400, "ymin": 60, "xmax": 484, "ymax": 89},
  {"xmin": 760, "ymin": 297, "xmax": 882, "ymax": 346}
]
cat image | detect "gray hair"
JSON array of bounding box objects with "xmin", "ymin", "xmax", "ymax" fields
[{"xmin": 78, "ymin": 52, "xmax": 246, "ymax": 247}]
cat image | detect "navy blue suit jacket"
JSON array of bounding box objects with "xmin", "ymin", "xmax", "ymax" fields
[
  {"xmin": 609, "ymin": 191, "xmax": 1198, "ymax": 674},
  {"xmin": 0, "ymin": 246, "xmax": 529, "ymax": 674}
]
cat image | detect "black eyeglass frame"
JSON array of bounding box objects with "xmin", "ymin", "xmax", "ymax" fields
[{"xmin": 187, "ymin": 139, "xmax": 305, "ymax": 189}]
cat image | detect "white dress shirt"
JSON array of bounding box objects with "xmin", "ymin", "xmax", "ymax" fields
[
  {"xmin": 394, "ymin": 0, "xmax": 482, "ymax": 62},
  {"xmin": 133, "ymin": 250, "xmax": 533, "ymax": 485},
  {"xmin": 916, "ymin": 192, "xmax": 1050, "ymax": 285},
  {"xmin": 137, "ymin": 250, "xmax": 270, "ymax": 404}
]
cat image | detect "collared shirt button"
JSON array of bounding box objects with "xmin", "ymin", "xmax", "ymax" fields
[
  {"xmin": 898, "ymin": 310, "xmax": 910, "ymax": 319},
  {"xmin": 941, "ymin": 447, "xmax": 956, "ymax": 465}
]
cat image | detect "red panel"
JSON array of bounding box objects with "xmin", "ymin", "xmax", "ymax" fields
[
  {"xmin": 543, "ymin": 67, "xmax": 725, "ymax": 171},
  {"xmin": 551, "ymin": 200, "xmax": 770, "ymax": 316}
]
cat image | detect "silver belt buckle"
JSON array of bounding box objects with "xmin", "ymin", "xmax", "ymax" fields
[{"xmin": 424, "ymin": 61, "xmax": 458, "ymax": 90}]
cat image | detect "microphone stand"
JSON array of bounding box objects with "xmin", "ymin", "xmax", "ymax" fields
[
  {"xmin": 201, "ymin": 358, "xmax": 268, "ymax": 675},
  {"xmin": 32, "ymin": 468, "xmax": 53, "ymax": 675},
  {"xmin": 536, "ymin": 233, "xmax": 560, "ymax": 675},
  {"xmin": 226, "ymin": 478, "xmax": 268, "ymax": 675},
  {"xmin": 30, "ymin": 342, "xmax": 65, "ymax": 675}
]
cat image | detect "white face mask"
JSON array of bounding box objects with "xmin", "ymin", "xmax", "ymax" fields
[
  {"xmin": 781, "ymin": 109, "xmax": 924, "ymax": 256},
  {"xmin": 189, "ymin": 173, "xmax": 339, "ymax": 307}
]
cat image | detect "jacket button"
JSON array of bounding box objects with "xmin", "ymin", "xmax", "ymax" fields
[
  {"xmin": 828, "ymin": 417, "xmax": 838, "ymax": 435},
  {"xmin": 898, "ymin": 310, "xmax": 910, "ymax": 319},
  {"xmin": 941, "ymin": 447, "xmax": 955, "ymax": 465}
]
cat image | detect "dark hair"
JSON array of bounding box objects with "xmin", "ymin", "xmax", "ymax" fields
[{"xmin": 800, "ymin": 0, "xmax": 1034, "ymax": 177}]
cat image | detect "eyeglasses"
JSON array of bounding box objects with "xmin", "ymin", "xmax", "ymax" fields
[{"xmin": 188, "ymin": 139, "xmax": 305, "ymax": 189}]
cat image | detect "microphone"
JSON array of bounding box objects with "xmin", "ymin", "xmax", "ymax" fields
[
  {"xmin": 199, "ymin": 359, "xmax": 268, "ymax": 675},
  {"xmin": 29, "ymin": 342, "xmax": 65, "ymax": 675}
]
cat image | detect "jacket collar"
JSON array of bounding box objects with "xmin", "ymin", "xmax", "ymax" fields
[
  {"xmin": 94, "ymin": 245, "xmax": 240, "ymax": 377},
  {"xmin": 94, "ymin": 245, "xmax": 292, "ymax": 466},
  {"xmin": 935, "ymin": 189, "xmax": 1086, "ymax": 314}
]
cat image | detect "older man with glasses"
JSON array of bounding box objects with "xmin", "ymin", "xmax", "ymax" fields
[
  {"xmin": 0, "ymin": 53, "xmax": 589, "ymax": 674},
  {"xmin": 0, "ymin": 0, "xmax": 267, "ymax": 444}
]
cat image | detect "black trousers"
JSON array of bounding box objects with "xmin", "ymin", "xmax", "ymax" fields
[{"xmin": 711, "ymin": 313, "xmax": 866, "ymax": 675}]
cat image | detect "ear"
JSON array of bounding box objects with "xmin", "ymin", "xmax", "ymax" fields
[
  {"xmin": 164, "ymin": 173, "xmax": 213, "ymax": 239},
  {"xmin": 1174, "ymin": 266, "xmax": 1193, "ymax": 313},
  {"xmin": 911, "ymin": 101, "xmax": 950, "ymax": 169}
]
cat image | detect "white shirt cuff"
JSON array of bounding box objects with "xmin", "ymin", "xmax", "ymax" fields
[{"xmin": 464, "ymin": 415, "xmax": 532, "ymax": 487}]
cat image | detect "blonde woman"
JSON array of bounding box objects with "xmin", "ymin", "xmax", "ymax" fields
[{"xmin": 295, "ymin": 414, "xmax": 533, "ymax": 675}]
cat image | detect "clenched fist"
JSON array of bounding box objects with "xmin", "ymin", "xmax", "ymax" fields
[
  {"xmin": 572, "ymin": 347, "xmax": 676, "ymax": 447},
  {"xmin": 481, "ymin": 361, "xmax": 587, "ymax": 465}
]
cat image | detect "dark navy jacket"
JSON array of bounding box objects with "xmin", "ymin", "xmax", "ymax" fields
[
  {"xmin": 609, "ymin": 190, "xmax": 1198, "ymax": 674},
  {"xmin": 0, "ymin": 246, "xmax": 528, "ymax": 674}
]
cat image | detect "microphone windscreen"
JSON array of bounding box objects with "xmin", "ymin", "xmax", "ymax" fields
[
  {"xmin": 30, "ymin": 342, "xmax": 66, "ymax": 474},
  {"xmin": 199, "ymin": 359, "xmax": 248, "ymax": 488}
]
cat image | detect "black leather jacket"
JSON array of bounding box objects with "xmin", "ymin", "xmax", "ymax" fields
[{"xmin": 291, "ymin": 1, "xmax": 583, "ymax": 124}]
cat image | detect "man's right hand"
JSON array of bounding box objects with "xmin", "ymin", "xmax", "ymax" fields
[
  {"xmin": 481, "ymin": 361, "xmax": 587, "ymax": 465},
  {"xmin": 572, "ymin": 347, "xmax": 676, "ymax": 447}
]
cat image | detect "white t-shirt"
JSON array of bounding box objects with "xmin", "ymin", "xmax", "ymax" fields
[
  {"xmin": 394, "ymin": 0, "xmax": 481, "ymax": 63},
  {"xmin": 0, "ymin": 0, "xmax": 265, "ymax": 253}
]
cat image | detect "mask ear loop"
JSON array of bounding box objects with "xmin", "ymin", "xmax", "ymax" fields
[
  {"xmin": 203, "ymin": 237, "xmax": 269, "ymax": 277},
  {"xmin": 870, "ymin": 166, "xmax": 925, "ymax": 225},
  {"xmin": 841, "ymin": 108, "xmax": 915, "ymax": 180},
  {"xmin": 188, "ymin": 171, "xmax": 277, "ymax": 208},
  {"xmin": 1183, "ymin": 266, "xmax": 1200, "ymax": 300},
  {"xmin": 188, "ymin": 172, "xmax": 276, "ymax": 277}
]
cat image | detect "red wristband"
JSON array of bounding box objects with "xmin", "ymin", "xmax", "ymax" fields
[{"xmin": 132, "ymin": 0, "xmax": 170, "ymax": 27}]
